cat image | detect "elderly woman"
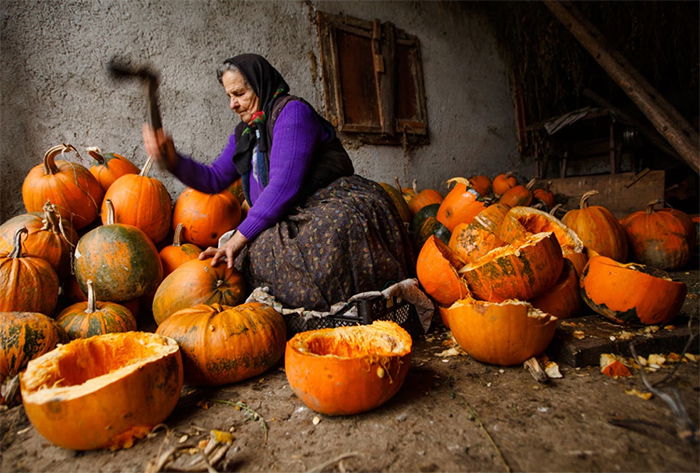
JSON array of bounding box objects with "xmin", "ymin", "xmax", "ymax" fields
[{"xmin": 144, "ymin": 53, "xmax": 413, "ymax": 312}]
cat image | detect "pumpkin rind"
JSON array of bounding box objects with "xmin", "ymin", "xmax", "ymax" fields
[
  {"xmin": 22, "ymin": 144, "xmax": 104, "ymax": 230},
  {"xmin": 74, "ymin": 215, "xmax": 163, "ymax": 302},
  {"xmin": 152, "ymin": 258, "xmax": 246, "ymax": 325},
  {"xmin": 0, "ymin": 228, "xmax": 60, "ymax": 315},
  {"xmin": 156, "ymin": 302, "xmax": 286, "ymax": 386},
  {"xmin": 416, "ymin": 235, "xmax": 470, "ymax": 306},
  {"xmin": 173, "ymin": 187, "xmax": 242, "ymax": 248},
  {"xmin": 285, "ymin": 320, "xmax": 411, "ymax": 415},
  {"xmin": 580, "ymin": 255, "xmax": 686, "ymax": 325},
  {"xmin": 440, "ymin": 297, "xmax": 557, "ymax": 366},
  {"xmin": 459, "ymin": 232, "xmax": 563, "ymax": 302},
  {"xmin": 0, "ymin": 312, "xmax": 66, "ymax": 382},
  {"xmin": 530, "ymin": 260, "xmax": 580, "ymax": 319},
  {"xmin": 562, "ymin": 190, "xmax": 627, "ymax": 262},
  {"xmin": 407, "ymin": 189, "xmax": 443, "ymax": 215},
  {"xmin": 101, "ymin": 158, "xmax": 173, "ymax": 244},
  {"xmin": 20, "ymin": 332, "xmax": 183, "ymax": 450},
  {"xmin": 56, "ymin": 281, "xmax": 137, "ymax": 339},
  {"xmin": 436, "ymin": 178, "xmax": 487, "ymax": 231},
  {"xmin": 621, "ymin": 202, "xmax": 691, "ymax": 270}
]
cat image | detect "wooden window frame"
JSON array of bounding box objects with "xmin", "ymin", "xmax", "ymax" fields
[{"xmin": 317, "ymin": 11, "xmax": 429, "ymax": 146}]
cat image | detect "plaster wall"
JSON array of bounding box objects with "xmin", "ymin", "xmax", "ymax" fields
[{"xmin": 0, "ymin": 0, "xmax": 520, "ymax": 222}]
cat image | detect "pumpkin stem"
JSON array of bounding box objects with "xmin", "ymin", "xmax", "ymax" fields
[
  {"xmin": 86, "ymin": 280, "xmax": 96, "ymax": 314},
  {"xmin": 526, "ymin": 178, "xmax": 537, "ymax": 190},
  {"xmin": 579, "ymin": 190, "xmax": 599, "ymax": 209},
  {"xmin": 86, "ymin": 146, "xmax": 106, "ymax": 165},
  {"xmin": 140, "ymin": 156, "xmax": 154, "ymax": 177},
  {"xmin": 412, "ymin": 179, "xmax": 418, "ymax": 193},
  {"xmin": 215, "ymin": 279, "xmax": 224, "ymax": 289},
  {"xmin": 445, "ymin": 177, "xmax": 473, "ymax": 192},
  {"xmin": 173, "ymin": 223, "xmax": 184, "ymax": 247},
  {"xmin": 393, "ymin": 177, "xmax": 402, "ymax": 193},
  {"xmin": 549, "ymin": 203, "xmax": 564, "ymax": 216},
  {"xmin": 105, "ymin": 199, "xmax": 116, "ymax": 225},
  {"xmin": 9, "ymin": 227, "xmax": 28, "ymax": 259},
  {"xmin": 42, "ymin": 144, "xmax": 77, "ymax": 175},
  {"xmin": 645, "ymin": 199, "xmax": 663, "ymax": 214}
]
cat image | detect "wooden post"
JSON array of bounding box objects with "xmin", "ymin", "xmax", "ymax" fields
[{"xmin": 543, "ymin": 0, "xmax": 700, "ymax": 174}]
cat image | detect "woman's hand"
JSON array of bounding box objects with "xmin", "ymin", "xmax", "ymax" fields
[
  {"xmin": 199, "ymin": 230, "xmax": 248, "ymax": 268},
  {"xmin": 142, "ymin": 124, "xmax": 178, "ymax": 172}
]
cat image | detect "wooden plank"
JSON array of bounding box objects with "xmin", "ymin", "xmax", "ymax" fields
[
  {"xmin": 548, "ymin": 315, "xmax": 695, "ymax": 368},
  {"xmin": 538, "ymin": 170, "xmax": 664, "ymax": 218}
]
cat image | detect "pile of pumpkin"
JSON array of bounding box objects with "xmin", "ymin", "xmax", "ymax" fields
[
  {"xmin": 0, "ymin": 144, "xmax": 412, "ymax": 450},
  {"xmin": 381, "ymin": 172, "xmax": 693, "ymax": 366}
]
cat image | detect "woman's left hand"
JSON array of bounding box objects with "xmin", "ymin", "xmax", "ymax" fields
[{"xmin": 199, "ymin": 230, "xmax": 248, "ymax": 268}]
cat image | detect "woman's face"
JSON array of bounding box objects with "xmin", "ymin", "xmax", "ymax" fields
[{"xmin": 222, "ymin": 70, "xmax": 260, "ymax": 124}]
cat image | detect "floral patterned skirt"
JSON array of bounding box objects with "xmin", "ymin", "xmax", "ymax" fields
[{"xmin": 235, "ymin": 175, "xmax": 414, "ymax": 311}]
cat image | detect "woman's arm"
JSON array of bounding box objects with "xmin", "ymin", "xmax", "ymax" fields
[
  {"xmin": 143, "ymin": 124, "xmax": 240, "ymax": 193},
  {"xmin": 235, "ymin": 100, "xmax": 321, "ymax": 240}
]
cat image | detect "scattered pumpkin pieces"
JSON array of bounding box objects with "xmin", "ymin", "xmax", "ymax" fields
[
  {"xmin": 600, "ymin": 354, "xmax": 632, "ymax": 377},
  {"xmin": 625, "ymin": 389, "xmax": 653, "ymax": 400},
  {"xmin": 572, "ymin": 330, "xmax": 585, "ymax": 340}
]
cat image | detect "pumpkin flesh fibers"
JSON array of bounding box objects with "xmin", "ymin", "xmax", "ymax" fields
[
  {"xmin": 20, "ymin": 332, "xmax": 183, "ymax": 450},
  {"xmin": 285, "ymin": 320, "xmax": 411, "ymax": 415}
]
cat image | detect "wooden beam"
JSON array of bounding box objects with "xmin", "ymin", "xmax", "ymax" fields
[{"xmin": 543, "ymin": 0, "xmax": 700, "ymax": 174}]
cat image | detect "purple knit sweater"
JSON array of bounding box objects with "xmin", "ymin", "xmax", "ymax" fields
[{"xmin": 174, "ymin": 100, "xmax": 332, "ymax": 240}]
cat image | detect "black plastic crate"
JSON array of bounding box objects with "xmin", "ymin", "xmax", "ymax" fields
[{"xmin": 284, "ymin": 294, "xmax": 423, "ymax": 338}]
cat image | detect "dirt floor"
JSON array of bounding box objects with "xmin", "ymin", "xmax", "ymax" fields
[{"xmin": 1, "ymin": 271, "xmax": 699, "ymax": 473}]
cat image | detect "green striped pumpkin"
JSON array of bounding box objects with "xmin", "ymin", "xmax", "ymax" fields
[{"xmin": 56, "ymin": 280, "xmax": 137, "ymax": 339}]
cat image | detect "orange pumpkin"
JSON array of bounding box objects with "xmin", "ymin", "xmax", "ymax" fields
[
  {"xmin": 621, "ymin": 200, "xmax": 691, "ymax": 270},
  {"xmin": 156, "ymin": 302, "xmax": 285, "ymax": 386},
  {"xmin": 101, "ymin": 157, "xmax": 172, "ymax": 244},
  {"xmin": 416, "ymin": 235, "xmax": 470, "ymax": 306},
  {"xmin": 285, "ymin": 320, "xmax": 411, "ymax": 415},
  {"xmin": 22, "ymin": 144, "xmax": 104, "ymax": 230},
  {"xmin": 498, "ymin": 206, "xmax": 587, "ymax": 276},
  {"xmin": 580, "ymin": 255, "xmax": 686, "ymax": 325},
  {"xmin": 562, "ymin": 190, "xmax": 628, "ymax": 262},
  {"xmin": 20, "ymin": 332, "xmax": 183, "ymax": 450},
  {"xmin": 408, "ymin": 188, "xmax": 443, "ymax": 215},
  {"xmin": 172, "ymin": 187, "xmax": 242, "ymax": 248},
  {"xmin": 74, "ymin": 200, "xmax": 163, "ymax": 302},
  {"xmin": 459, "ymin": 232, "xmax": 563, "ymax": 302},
  {"xmin": 0, "ymin": 228, "xmax": 59, "ymax": 315},
  {"xmin": 151, "ymin": 257, "xmax": 246, "ymax": 325},
  {"xmin": 1, "ymin": 311, "xmax": 66, "ymax": 404},
  {"xmin": 159, "ymin": 223, "xmax": 202, "ymax": 276},
  {"xmin": 436, "ymin": 177, "xmax": 487, "ymax": 231},
  {"xmin": 0, "ymin": 201, "xmax": 77, "ymax": 277},
  {"xmin": 468, "ymin": 175, "xmax": 492, "ymax": 196},
  {"xmin": 439, "ymin": 296, "xmax": 557, "ymax": 366},
  {"xmin": 530, "ymin": 260, "xmax": 580, "ymax": 319},
  {"xmin": 56, "ymin": 280, "xmax": 137, "ymax": 340},
  {"xmin": 492, "ymin": 172, "xmax": 517, "ymax": 196},
  {"xmin": 86, "ymin": 147, "xmax": 140, "ymax": 191},
  {"xmin": 499, "ymin": 178, "xmax": 535, "ymax": 207},
  {"xmin": 533, "ymin": 187, "xmax": 555, "ymax": 208}
]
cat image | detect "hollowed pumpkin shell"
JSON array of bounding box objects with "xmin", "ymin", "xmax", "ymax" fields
[
  {"xmin": 285, "ymin": 320, "xmax": 411, "ymax": 415},
  {"xmin": 156, "ymin": 302, "xmax": 286, "ymax": 386},
  {"xmin": 440, "ymin": 297, "xmax": 557, "ymax": 366},
  {"xmin": 20, "ymin": 332, "xmax": 183, "ymax": 450},
  {"xmin": 580, "ymin": 255, "xmax": 687, "ymax": 325},
  {"xmin": 459, "ymin": 232, "xmax": 563, "ymax": 302},
  {"xmin": 416, "ymin": 235, "xmax": 469, "ymax": 306},
  {"xmin": 498, "ymin": 206, "xmax": 587, "ymax": 275}
]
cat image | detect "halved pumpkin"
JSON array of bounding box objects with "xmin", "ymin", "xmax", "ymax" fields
[
  {"xmin": 440, "ymin": 296, "xmax": 557, "ymax": 366},
  {"xmin": 285, "ymin": 320, "xmax": 411, "ymax": 415},
  {"xmin": 20, "ymin": 332, "xmax": 183, "ymax": 450},
  {"xmin": 580, "ymin": 255, "xmax": 687, "ymax": 325},
  {"xmin": 416, "ymin": 235, "xmax": 469, "ymax": 306},
  {"xmin": 459, "ymin": 232, "xmax": 563, "ymax": 302},
  {"xmin": 530, "ymin": 260, "xmax": 580, "ymax": 319}
]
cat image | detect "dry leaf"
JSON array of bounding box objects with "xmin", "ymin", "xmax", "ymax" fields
[
  {"xmin": 625, "ymin": 389, "xmax": 653, "ymax": 400},
  {"xmin": 647, "ymin": 354, "xmax": 666, "ymax": 366},
  {"xmin": 435, "ymin": 347, "xmax": 463, "ymax": 357}
]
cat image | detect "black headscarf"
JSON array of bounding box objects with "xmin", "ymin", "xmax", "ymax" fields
[{"xmin": 223, "ymin": 54, "xmax": 290, "ymax": 176}]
